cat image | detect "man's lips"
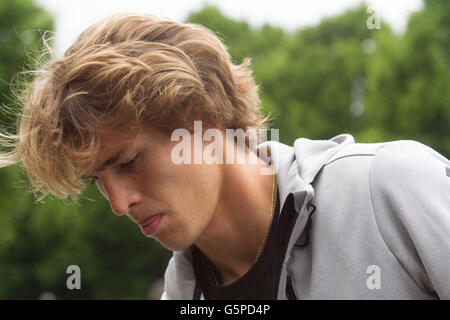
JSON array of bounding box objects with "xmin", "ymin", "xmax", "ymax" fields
[
  {"xmin": 139, "ymin": 214, "xmax": 164, "ymax": 236},
  {"xmin": 139, "ymin": 214, "xmax": 163, "ymax": 228}
]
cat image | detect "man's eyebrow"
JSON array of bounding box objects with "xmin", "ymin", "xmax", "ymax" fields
[{"xmin": 96, "ymin": 148, "xmax": 127, "ymax": 172}]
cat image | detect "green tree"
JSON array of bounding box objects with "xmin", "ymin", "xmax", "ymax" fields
[
  {"xmin": 0, "ymin": 0, "xmax": 54, "ymax": 298},
  {"xmin": 365, "ymin": 0, "xmax": 450, "ymax": 157}
]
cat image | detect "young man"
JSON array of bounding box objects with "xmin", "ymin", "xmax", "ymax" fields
[{"xmin": 1, "ymin": 13, "xmax": 449, "ymax": 300}]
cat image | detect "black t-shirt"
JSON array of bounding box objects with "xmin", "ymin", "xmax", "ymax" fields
[{"xmin": 191, "ymin": 191, "xmax": 298, "ymax": 300}]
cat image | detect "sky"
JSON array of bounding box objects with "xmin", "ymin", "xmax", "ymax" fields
[{"xmin": 35, "ymin": 0, "xmax": 423, "ymax": 56}]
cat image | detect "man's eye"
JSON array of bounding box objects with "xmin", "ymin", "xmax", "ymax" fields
[
  {"xmin": 84, "ymin": 176, "xmax": 100, "ymax": 185},
  {"xmin": 120, "ymin": 153, "xmax": 140, "ymax": 169}
]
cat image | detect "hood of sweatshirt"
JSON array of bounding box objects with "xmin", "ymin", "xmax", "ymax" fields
[
  {"xmin": 162, "ymin": 133, "xmax": 356, "ymax": 299},
  {"xmin": 259, "ymin": 133, "xmax": 355, "ymax": 213}
]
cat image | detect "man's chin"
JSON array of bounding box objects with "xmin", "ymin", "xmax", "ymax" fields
[{"xmin": 157, "ymin": 238, "xmax": 193, "ymax": 252}]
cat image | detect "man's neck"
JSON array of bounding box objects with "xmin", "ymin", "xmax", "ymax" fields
[{"xmin": 194, "ymin": 144, "xmax": 276, "ymax": 286}]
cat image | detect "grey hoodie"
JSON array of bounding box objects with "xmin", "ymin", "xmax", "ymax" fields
[{"xmin": 161, "ymin": 134, "xmax": 450, "ymax": 299}]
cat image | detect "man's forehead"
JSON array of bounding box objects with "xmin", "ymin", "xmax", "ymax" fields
[
  {"xmin": 98, "ymin": 129, "xmax": 137, "ymax": 147},
  {"xmin": 97, "ymin": 126, "xmax": 144, "ymax": 149}
]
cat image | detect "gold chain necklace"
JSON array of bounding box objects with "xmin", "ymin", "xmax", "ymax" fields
[{"xmin": 255, "ymin": 172, "xmax": 277, "ymax": 263}]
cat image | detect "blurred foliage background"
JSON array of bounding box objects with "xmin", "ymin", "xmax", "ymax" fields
[{"xmin": 0, "ymin": 0, "xmax": 448, "ymax": 299}]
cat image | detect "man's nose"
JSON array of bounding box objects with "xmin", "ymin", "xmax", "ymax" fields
[{"xmin": 102, "ymin": 175, "xmax": 137, "ymax": 216}]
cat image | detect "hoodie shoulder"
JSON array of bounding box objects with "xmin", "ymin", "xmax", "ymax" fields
[
  {"xmin": 371, "ymin": 140, "xmax": 449, "ymax": 184},
  {"xmin": 323, "ymin": 141, "xmax": 386, "ymax": 166},
  {"xmin": 369, "ymin": 140, "xmax": 450, "ymax": 298}
]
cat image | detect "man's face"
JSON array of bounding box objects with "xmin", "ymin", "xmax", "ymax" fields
[{"xmin": 88, "ymin": 125, "xmax": 223, "ymax": 251}]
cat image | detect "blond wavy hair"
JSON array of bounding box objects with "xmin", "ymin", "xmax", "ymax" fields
[{"xmin": 0, "ymin": 13, "xmax": 269, "ymax": 202}]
